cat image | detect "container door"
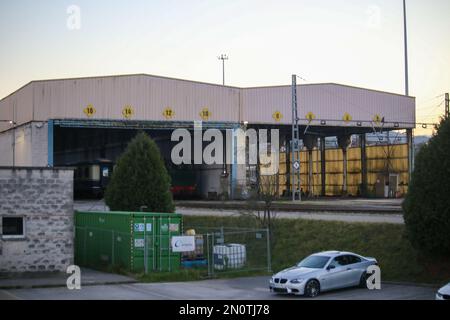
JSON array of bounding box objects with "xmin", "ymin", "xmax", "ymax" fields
[
  {"xmin": 156, "ymin": 215, "xmax": 181, "ymax": 272},
  {"xmin": 131, "ymin": 217, "xmax": 156, "ymax": 273}
]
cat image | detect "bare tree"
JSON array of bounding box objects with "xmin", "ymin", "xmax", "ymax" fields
[{"xmin": 239, "ymin": 173, "xmax": 279, "ymax": 237}]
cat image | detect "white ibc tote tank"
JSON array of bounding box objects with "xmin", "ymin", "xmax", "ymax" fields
[{"xmin": 213, "ymin": 244, "xmax": 246, "ymax": 270}]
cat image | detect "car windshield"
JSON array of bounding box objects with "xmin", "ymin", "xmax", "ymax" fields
[{"xmin": 297, "ymin": 255, "xmax": 330, "ymax": 269}]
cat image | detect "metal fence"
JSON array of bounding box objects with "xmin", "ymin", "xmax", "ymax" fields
[
  {"xmin": 75, "ymin": 226, "xmax": 272, "ymax": 277},
  {"xmin": 188, "ymin": 227, "xmax": 272, "ymax": 277}
]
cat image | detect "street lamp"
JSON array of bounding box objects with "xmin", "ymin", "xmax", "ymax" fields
[{"xmin": 218, "ymin": 54, "xmax": 229, "ymax": 85}]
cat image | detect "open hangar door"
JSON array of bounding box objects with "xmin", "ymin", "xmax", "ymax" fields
[
  {"xmin": 53, "ymin": 125, "xmax": 229, "ymax": 200},
  {"xmin": 53, "ymin": 126, "xmax": 200, "ymax": 199}
]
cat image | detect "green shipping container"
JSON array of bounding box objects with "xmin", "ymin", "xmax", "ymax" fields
[{"xmin": 75, "ymin": 211, "xmax": 182, "ymax": 273}]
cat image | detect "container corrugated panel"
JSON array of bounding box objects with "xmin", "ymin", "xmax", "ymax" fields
[{"xmin": 75, "ymin": 211, "xmax": 182, "ymax": 273}]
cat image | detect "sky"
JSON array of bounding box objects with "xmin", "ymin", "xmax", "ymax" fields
[{"xmin": 0, "ymin": 0, "xmax": 449, "ymax": 135}]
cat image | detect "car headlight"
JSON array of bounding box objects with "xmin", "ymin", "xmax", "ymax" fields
[
  {"xmin": 290, "ymin": 279, "xmax": 305, "ymax": 284},
  {"xmin": 436, "ymin": 292, "xmax": 443, "ymax": 298},
  {"xmin": 269, "ymin": 277, "xmax": 275, "ymax": 283}
]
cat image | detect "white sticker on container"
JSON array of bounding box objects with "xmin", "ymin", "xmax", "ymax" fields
[
  {"xmin": 146, "ymin": 223, "xmax": 152, "ymax": 232},
  {"xmin": 169, "ymin": 223, "xmax": 179, "ymax": 232},
  {"xmin": 134, "ymin": 223, "xmax": 145, "ymax": 232},
  {"xmin": 171, "ymin": 236, "xmax": 195, "ymax": 252},
  {"xmin": 134, "ymin": 239, "xmax": 145, "ymax": 248}
]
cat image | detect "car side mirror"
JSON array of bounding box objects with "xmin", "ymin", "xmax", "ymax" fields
[{"xmin": 327, "ymin": 265, "xmax": 335, "ymax": 271}]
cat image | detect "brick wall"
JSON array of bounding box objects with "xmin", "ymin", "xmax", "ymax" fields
[{"xmin": 0, "ymin": 167, "xmax": 74, "ymax": 273}]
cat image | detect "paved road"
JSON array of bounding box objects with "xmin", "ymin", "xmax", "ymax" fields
[
  {"xmin": 74, "ymin": 201, "xmax": 404, "ymax": 224},
  {"xmin": 0, "ymin": 276, "xmax": 436, "ymax": 300}
]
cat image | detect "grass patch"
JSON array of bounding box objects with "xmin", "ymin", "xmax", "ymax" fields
[{"xmin": 184, "ymin": 216, "xmax": 450, "ymax": 285}]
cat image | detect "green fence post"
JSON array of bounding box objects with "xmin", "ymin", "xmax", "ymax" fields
[
  {"xmin": 266, "ymin": 228, "xmax": 272, "ymax": 273},
  {"xmin": 144, "ymin": 216, "xmax": 148, "ymax": 274},
  {"xmin": 206, "ymin": 233, "xmax": 211, "ymax": 277},
  {"xmin": 84, "ymin": 227, "xmax": 87, "ymax": 266},
  {"xmin": 212, "ymin": 232, "xmax": 215, "ymax": 277},
  {"xmin": 112, "ymin": 230, "xmax": 115, "ymax": 267}
]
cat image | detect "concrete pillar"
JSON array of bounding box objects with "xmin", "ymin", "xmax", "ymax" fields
[
  {"xmin": 304, "ymin": 135, "xmax": 318, "ymax": 197},
  {"xmin": 229, "ymin": 128, "xmax": 237, "ymax": 200},
  {"xmin": 320, "ymin": 137, "xmax": 326, "ymax": 196},
  {"xmin": 360, "ymin": 134, "xmax": 368, "ymax": 197},
  {"xmin": 406, "ymin": 128, "xmax": 413, "ymax": 183},
  {"xmin": 230, "ymin": 125, "xmax": 250, "ymax": 200},
  {"xmin": 47, "ymin": 120, "xmax": 54, "ymax": 167},
  {"xmin": 338, "ymin": 135, "xmax": 351, "ymax": 196}
]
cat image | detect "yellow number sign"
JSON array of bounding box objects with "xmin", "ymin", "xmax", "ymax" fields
[
  {"xmin": 342, "ymin": 113, "xmax": 352, "ymax": 123},
  {"xmin": 122, "ymin": 105, "xmax": 134, "ymax": 119},
  {"xmin": 83, "ymin": 104, "xmax": 96, "ymax": 117},
  {"xmin": 163, "ymin": 107, "xmax": 175, "ymax": 120},
  {"xmin": 272, "ymin": 111, "xmax": 283, "ymax": 122},
  {"xmin": 373, "ymin": 114, "xmax": 382, "ymax": 124},
  {"xmin": 305, "ymin": 112, "xmax": 316, "ymax": 122},
  {"xmin": 199, "ymin": 107, "xmax": 211, "ymax": 121}
]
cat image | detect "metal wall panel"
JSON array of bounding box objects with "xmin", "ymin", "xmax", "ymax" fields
[
  {"xmin": 2, "ymin": 75, "xmax": 415, "ymax": 131},
  {"xmin": 32, "ymin": 75, "xmax": 241, "ymax": 124},
  {"xmin": 0, "ymin": 84, "xmax": 33, "ymax": 132},
  {"xmin": 242, "ymin": 84, "xmax": 415, "ymax": 128}
]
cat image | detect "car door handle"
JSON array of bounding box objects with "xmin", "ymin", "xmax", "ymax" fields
[{"xmin": 346, "ymin": 268, "xmax": 352, "ymax": 270}]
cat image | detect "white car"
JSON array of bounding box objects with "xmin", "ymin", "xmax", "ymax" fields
[
  {"xmin": 436, "ymin": 282, "xmax": 450, "ymax": 300},
  {"xmin": 270, "ymin": 251, "xmax": 378, "ymax": 297}
]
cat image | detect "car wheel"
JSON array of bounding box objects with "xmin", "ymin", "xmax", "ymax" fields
[
  {"xmin": 304, "ymin": 280, "xmax": 320, "ymax": 298},
  {"xmin": 359, "ymin": 272, "xmax": 369, "ymax": 288}
]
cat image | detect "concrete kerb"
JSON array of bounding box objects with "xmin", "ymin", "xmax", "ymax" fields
[
  {"xmin": 0, "ymin": 269, "xmax": 138, "ymax": 290},
  {"xmin": 0, "ymin": 279, "xmax": 138, "ymax": 290}
]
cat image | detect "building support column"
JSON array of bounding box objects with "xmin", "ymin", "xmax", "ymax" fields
[
  {"xmin": 308, "ymin": 149, "xmax": 313, "ymax": 196},
  {"xmin": 284, "ymin": 134, "xmax": 290, "ymax": 197},
  {"xmin": 342, "ymin": 148, "xmax": 348, "ymax": 195},
  {"xmin": 338, "ymin": 135, "xmax": 351, "ymax": 196},
  {"xmin": 406, "ymin": 128, "xmax": 413, "ymax": 183},
  {"xmin": 48, "ymin": 120, "xmax": 54, "ymax": 167},
  {"xmin": 320, "ymin": 137, "xmax": 326, "ymax": 196},
  {"xmin": 360, "ymin": 134, "xmax": 368, "ymax": 197},
  {"xmin": 228, "ymin": 127, "xmax": 238, "ymax": 200}
]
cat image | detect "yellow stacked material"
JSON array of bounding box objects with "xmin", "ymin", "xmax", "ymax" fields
[{"xmin": 273, "ymin": 143, "xmax": 409, "ymax": 197}]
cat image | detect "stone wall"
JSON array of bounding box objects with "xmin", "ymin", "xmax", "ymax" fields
[{"xmin": 0, "ymin": 167, "xmax": 74, "ymax": 273}]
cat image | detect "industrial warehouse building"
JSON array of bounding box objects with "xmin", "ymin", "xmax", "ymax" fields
[{"xmin": 0, "ymin": 74, "xmax": 415, "ymax": 199}]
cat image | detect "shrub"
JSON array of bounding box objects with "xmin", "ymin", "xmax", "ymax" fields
[
  {"xmin": 403, "ymin": 117, "xmax": 450, "ymax": 256},
  {"xmin": 105, "ymin": 131, "xmax": 175, "ymax": 213}
]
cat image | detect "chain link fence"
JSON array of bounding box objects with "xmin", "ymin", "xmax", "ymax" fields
[{"xmin": 75, "ymin": 225, "xmax": 272, "ymax": 277}]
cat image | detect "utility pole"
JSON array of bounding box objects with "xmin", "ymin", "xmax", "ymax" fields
[
  {"xmin": 291, "ymin": 75, "xmax": 301, "ymax": 201},
  {"xmin": 218, "ymin": 54, "xmax": 228, "ymax": 85},
  {"xmin": 403, "ymin": 0, "xmax": 409, "ymax": 96},
  {"xmin": 445, "ymin": 93, "xmax": 449, "ymax": 119},
  {"xmin": 403, "ymin": 0, "xmax": 414, "ymax": 178}
]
